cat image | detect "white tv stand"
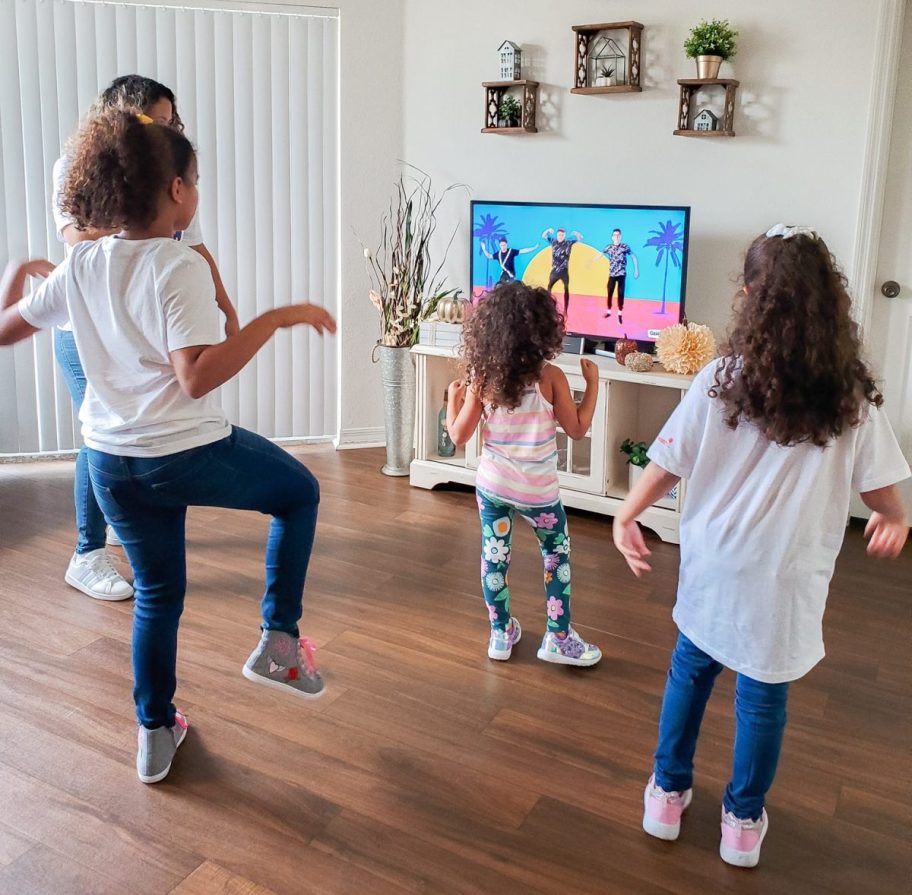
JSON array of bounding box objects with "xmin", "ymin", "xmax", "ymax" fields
[{"xmin": 410, "ymin": 345, "xmax": 694, "ymax": 544}]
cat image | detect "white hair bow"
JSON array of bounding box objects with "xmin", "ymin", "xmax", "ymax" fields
[{"xmin": 765, "ymin": 222, "xmax": 817, "ymax": 240}]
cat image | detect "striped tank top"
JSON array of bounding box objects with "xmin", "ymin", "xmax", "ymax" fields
[{"xmin": 476, "ymin": 383, "xmax": 560, "ymax": 508}]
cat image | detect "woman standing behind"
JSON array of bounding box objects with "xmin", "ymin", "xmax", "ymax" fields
[{"xmin": 51, "ymin": 75, "xmax": 239, "ymax": 602}]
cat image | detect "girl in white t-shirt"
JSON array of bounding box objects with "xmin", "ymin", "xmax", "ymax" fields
[
  {"xmin": 0, "ymin": 110, "xmax": 336, "ymax": 785},
  {"xmin": 613, "ymin": 225, "xmax": 910, "ymax": 868},
  {"xmin": 52, "ymin": 75, "xmax": 239, "ymax": 604}
]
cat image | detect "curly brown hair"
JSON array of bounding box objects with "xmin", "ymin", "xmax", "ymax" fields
[
  {"xmin": 710, "ymin": 230, "xmax": 882, "ymax": 447},
  {"xmin": 462, "ymin": 281, "xmax": 565, "ymax": 410},
  {"xmin": 90, "ymin": 75, "xmax": 184, "ymax": 132},
  {"xmin": 61, "ymin": 110, "xmax": 196, "ymax": 231}
]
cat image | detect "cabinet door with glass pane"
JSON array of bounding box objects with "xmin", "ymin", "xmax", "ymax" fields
[{"xmin": 555, "ymin": 375, "xmax": 608, "ymax": 494}]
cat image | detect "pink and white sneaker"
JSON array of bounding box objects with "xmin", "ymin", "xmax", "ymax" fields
[
  {"xmin": 642, "ymin": 774, "xmax": 693, "ymax": 841},
  {"xmin": 720, "ymin": 807, "xmax": 768, "ymax": 868}
]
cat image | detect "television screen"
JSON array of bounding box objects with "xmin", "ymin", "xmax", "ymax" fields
[{"xmin": 471, "ymin": 200, "xmax": 690, "ymax": 347}]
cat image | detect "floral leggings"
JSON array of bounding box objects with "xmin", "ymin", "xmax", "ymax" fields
[{"xmin": 477, "ymin": 490, "xmax": 572, "ymax": 634}]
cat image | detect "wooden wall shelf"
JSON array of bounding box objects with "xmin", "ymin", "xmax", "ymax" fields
[
  {"xmin": 482, "ymin": 79, "xmax": 539, "ymax": 133},
  {"xmin": 570, "ymin": 85, "xmax": 640, "ymax": 96},
  {"xmin": 572, "ymin": 21, "xmax": 643, "ymax": 93},
  {"xmin": 675, "ymin": 78, "xmax": 739, "ymax": 137}
]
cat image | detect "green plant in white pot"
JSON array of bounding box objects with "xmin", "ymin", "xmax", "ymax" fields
[
  {"xmin": 684, "ymin": 18, "xmax": 738, "ymax": 79},
  {"xmin": 498, "ymin": 94, "xmax": 522, "ymax": 128},
  {"xmin": 360, "ymin": 167, "xmax": 463, "ymax": 476},
  {"xmin": 620, "ymin": 439, "xmax": 679, "ymax": 509}
]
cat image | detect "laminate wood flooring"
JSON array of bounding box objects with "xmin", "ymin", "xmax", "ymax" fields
[{"xmin": 0, "ymin": 447, "xmax": 908, "ymax": 894}]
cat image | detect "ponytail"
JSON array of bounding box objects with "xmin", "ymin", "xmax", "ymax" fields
[{"xmin": 61, "ymin": 110, "xmax": 195, "ymax": 231}]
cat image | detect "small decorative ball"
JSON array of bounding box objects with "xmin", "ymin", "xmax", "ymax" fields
[
  {"xmin": 437, "ymin": 296, "xmax": 467, "ymax": 324},
  {"xmin": 624, "ymin": 351, "xmax": 654, "ymax": 373},
  {"xmin": 655, "ymin": 322, "xmax": 716, "ymax": 375},
  {"xmin": 614, "ymin": 335, "xmax": 638, "ymax": 367}
]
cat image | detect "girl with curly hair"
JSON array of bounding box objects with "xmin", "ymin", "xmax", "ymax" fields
[
  {"xmin": 447, "ymin": 280, "xmax": 603, "ymax": 666},
  {"xmin": 612, "ymin": 225, "xmax": 909, "ymax": 868},
  {"xmin": 50, "ymin": 75, "xmax": 238, "ymax": 603},
  {"xmin": 1, "ymin": 110, "xmax": 335, "ymax": 784}
]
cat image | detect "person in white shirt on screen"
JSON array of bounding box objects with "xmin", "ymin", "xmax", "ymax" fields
[
  {"xmin": 2, "ymin": 109, "xmax": 336, "ymax": 784},
  {"xmin": 612, "ymin": 224, "xmax": 910, "ymax": 869},
  {"xmin": 51, "ymin": 75, "xmax": 239, "ymax": 602}
]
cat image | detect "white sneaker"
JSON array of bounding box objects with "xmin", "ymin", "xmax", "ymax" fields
[
  {"xmin": 536, "ymin": 626, "xmax": 602, "ymax": 667},
  {"xmin": 65, "ymin": 548, "xmax": 134, "ymax": 601},
  {"xmin": 106, "ymin": 526, "xmax": 121, "ymax": 547}
]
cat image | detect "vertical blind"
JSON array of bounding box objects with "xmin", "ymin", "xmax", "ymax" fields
[{"xmin": 0, "ymin": 0, "xmax": 339, "ymax": 454}]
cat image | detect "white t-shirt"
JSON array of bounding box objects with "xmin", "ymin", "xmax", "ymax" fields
[
  {"xmin": 19, "ymin": 237, "xmax": 230, "ymax": 457},
  {"xmin": 51, "ymin": 156, "xmax": 204, "ymax": 331},
  {"xmin": 648, "ymin": 361, "xmax": 910, "ymax": 684}
]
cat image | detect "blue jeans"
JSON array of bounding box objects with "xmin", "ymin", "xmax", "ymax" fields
[
  {"xmin": 53, "ymin": 328, "xmax": 107, "ymax": 554},
  {"xmin": 87, "ymin": 427, "xmax": 320, "ymax": 729},
  {"xmin": 654, "ymin": 633, "xmax": 789, "ymax": 821}
]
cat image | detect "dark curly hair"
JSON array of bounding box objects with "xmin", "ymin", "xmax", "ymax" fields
[
  {"xmin": 710, "ymin": 230, "xmax": 882, "ymax": 447},
  {"xmin": 61, "ymin": 110, "xmax": 196, "ymax": 231},
  {"xmin": 90, "ymin": 74, "xmax": 184, "ymax": 132},
  {"xmin": 462, "ymin": 281, "xmax": 565, "ymax": 410}
]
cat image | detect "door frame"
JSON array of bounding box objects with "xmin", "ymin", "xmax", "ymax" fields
[{"xmin": 850, "ymin": 0, "xmax": 907, "ymax": 333}]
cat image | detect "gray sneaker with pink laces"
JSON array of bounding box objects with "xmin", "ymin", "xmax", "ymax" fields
[{"xmin": 242, "ymin": 630, "xmax": 325, "ymax": 698}]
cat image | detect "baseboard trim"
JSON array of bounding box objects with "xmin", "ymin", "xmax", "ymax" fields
[
  {"xmin": 0, "ymin": 435, "xmax": 335, "ymax": 464},
  {"xmin": 334, "ymin": 427, "xmax": 386, "ymax": 450}
]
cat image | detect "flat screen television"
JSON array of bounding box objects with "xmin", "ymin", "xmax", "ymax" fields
[{"xmin": 470, "ymin": 200, "xmax": 690, "ymax": 349}]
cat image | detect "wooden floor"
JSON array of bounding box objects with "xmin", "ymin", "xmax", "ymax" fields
[{"xmin": 0, "ymin": 446, "xmax": 909, "ymax": 895}]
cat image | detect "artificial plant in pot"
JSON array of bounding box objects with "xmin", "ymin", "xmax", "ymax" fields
[
  {"xmin": 361, "ymin": 167, "xmax": 463, "ymax": 476},
  {"xmin": 683, "ymin": 18, "xmax": 738, "ymax": 79},
  {"xmin": 498, "ymin": 94, "xmax": 522, "ymax": 128},
  {"xmin": 596, "ymin": 65, "xmax": 616, "ymax": 88},
  {"xmin": 620, "ymin": 439, "xmax": 679, "ymax": 509}
]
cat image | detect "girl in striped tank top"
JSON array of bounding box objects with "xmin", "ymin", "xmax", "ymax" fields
[{"xmin": 447, "ymin": 282, "xmax": 602, "ymax": 666}]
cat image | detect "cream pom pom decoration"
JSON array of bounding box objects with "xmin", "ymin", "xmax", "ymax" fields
[
  {"xmin": 655, "ymin": 321, "xmax": 716, "ymax": 374},
  {"xmin": 624, "ymin": 351, "xmax": 654, "ymax": 373}
]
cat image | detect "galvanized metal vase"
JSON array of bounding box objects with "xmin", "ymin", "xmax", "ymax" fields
[{"xmin": 377, "ymin": 345, "xmax": 416, "ymax": 476}]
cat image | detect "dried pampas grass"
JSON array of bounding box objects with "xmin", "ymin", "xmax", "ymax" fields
[{"xmin": 656, "ymin": 322, "xmax": 716, "ymax": 374}]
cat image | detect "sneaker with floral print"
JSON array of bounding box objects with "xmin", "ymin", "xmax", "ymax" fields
[
  {"xmin": 536, "ymin": 625, "xmax": 601, "ymax": 667},
  {"xmin": 488, "ymin": 617, "xmax": 522, "ymax": 661}
]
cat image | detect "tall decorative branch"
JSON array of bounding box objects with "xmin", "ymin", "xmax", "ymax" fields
[{"xmin": 360, "ymin": 166, "xmax": 465, "ymax": 348}]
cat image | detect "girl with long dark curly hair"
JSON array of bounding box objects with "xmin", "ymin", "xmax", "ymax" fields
[
  {"xmin": 447, "ymin": 280, "xmax": 603, "ymax": 666},
  {"xmin": 1, "ymin": 110, "xmax": 336, "ymax": 785},
  {"xmin": 612, "ymin": 225, "xmax": 909, "ymax": 868}
]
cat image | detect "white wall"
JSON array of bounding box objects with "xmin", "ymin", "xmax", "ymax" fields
[
  {"xmin": 333, "ymin": 0, "xmax": 404, "ymax": 443},
  {"xmin": 392, "ymin": 0, "xmax": 879, "ymax": 359}
]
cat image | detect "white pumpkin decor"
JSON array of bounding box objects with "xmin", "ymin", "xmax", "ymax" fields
[{"xmin": 436, "ymin": 295, "xmax": 468, "ymax": 324}]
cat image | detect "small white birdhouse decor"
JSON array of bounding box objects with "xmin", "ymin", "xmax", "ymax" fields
[
  {"xmin": 694, "ymin": 108, "xmax": 719, "ymax": 131},
  {"xmin": 498, "ymin": 40, "xmax": 521, "ymax": 80}
]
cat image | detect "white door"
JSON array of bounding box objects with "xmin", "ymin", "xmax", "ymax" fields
[{"xmin": 866, "ymin": 3, "xmax": 912, "ymax": 512}]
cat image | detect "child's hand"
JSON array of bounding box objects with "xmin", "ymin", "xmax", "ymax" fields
[
  {"xmin": 274, "ymin": 304, "xmax": 337, "ymax": 334},
  {"xmin": 613, "ymin": 516, "xmax": 652, "ymax": 577},
  {"xmin": 22, "ymin": 259, "xmax": 55, "ymax": 280},
  {"xmin": 864, "ymin": 511, "xmax": 909, "ymax": 559},
  {"xmin": 580, "ymin": 358, "xmax": 599, "ymax": 387},
  {"xmin": 448, "ymin": 378, "xmax": 466, "ymax": 407}
]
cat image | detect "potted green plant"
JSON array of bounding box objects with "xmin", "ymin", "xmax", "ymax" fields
[
  {"xmin": 683, "ymin": 18, "xmax": 738, "ymax": 79},
  {"xmin": 596, "ymin": 65, "xmax": 616, "ymax": 88},
  {"xmin": 498, "ymin": 94, "xmax": 522, "ymax": 128},
  {"xmin": 620, "ymin": 439, "xmax": 679, "ymax": 509}
]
